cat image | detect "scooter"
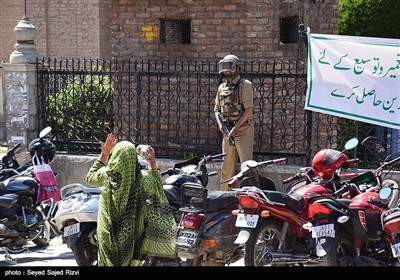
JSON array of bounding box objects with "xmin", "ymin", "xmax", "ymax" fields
[{"xmin": 51, "ymin": 183, "xmax": 100, "ymax": 266}]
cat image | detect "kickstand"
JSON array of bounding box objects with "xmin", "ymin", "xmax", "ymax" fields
[
  {"xmin": 4, "ymin": 243, "xmax": 30, "ymax": 265},
  {"xmin": 4, "ymin": 251, "xmax": 18, "ymax": 265}
]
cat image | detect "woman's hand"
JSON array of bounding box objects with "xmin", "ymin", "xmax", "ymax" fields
[
  {"xmin": 146, "ymin": 145, "xmax": 158, "ymax": 170},
  {"xmin": 99, "ymin": 133, "xmax": 117, "ymax": 163}
]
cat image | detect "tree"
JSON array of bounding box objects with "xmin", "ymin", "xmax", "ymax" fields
[
  {"xmin": 338, "ymin": 0, "xmax": 400, "ymax": 39},
  {"xmin": 337, "ymin": 0, "xmax": 399, "ymax": 166}
]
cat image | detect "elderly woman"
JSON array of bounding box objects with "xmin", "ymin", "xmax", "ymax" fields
[{"xmin": 85, "ymin": 133, "xmax": 176, "ymax": 266}]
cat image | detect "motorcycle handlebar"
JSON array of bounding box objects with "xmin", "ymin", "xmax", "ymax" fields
[
  {"xmin": 6, "ymin": 142, "xmax": 22, "ymax": 157},
  {"xmin": 223, "ymin": 157, "xmax": 287, "ymax": 186},
  {"xmin": 385, "ymin": 156, "xmax": 400, "ymax": 169},
  {"xmin": 200, "ymin": 153, "xmax": 226, "ymax": 165},
  {"xmin": 227, "ymin": 177, "xmax": 239, "ymax": 188},
  {"xmin": 334, "ymin": 182, "xmax": 351, "ymax": 197},
  {"xmin": 161, "ymin": 168, "xmax": 182, "ymax": 177},
  {"xmin": 361, "ymin": 136, "xmax": 376, "ymax": 146},
  {"xmin": 161, "ymin": 153, "xmax": 226, "ymax": 177},
  {"xmin": 346, "ymin": 158, "xmax": 359, "ymax": 165},
  {"xmin": 283, "ymin": 172, "xmax": 304, "ymax": 184},
  {"xmin": 274, "ymin": 158, "xmax": 287, "ymax": 165}
]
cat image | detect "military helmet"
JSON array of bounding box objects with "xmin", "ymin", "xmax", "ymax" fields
[{"xmin": 218, "ymin": 54, "xmax": 240, "ymax": 75}]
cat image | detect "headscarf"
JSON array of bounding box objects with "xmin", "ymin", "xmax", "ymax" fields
[{"xmin": 85, "ymin": 141, "xmax": 176, "ymax": 266}]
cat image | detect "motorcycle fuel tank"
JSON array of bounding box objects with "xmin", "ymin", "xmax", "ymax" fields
[
  {"xmin": 2, "ymin": 176, "xmax": 37, "ymax": 196},
  {"xmin": 164, "ymin": 174, "xmax": 202, "ymax": 187}
]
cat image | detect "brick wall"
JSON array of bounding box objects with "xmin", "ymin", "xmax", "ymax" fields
[
  {"xmin": 0, "ymin": 0, "xmax": 112, "ymax": 61},
  {"xmin": 0, "ymin": 0, "xmax": 337, "ymax": 67},
  {"xmin": 27, "ymin": 0, "xmax": 112, "ymax": 59},
  {"xmin": 0, "ymin": 0, "xmax": 25, "ymax": 64},
  {"xmin": 111, "ymin": 0, "xmax": 338, "ymax": 61}
]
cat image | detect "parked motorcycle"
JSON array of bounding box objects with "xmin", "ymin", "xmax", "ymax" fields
[
  {"xmin": 52, "ymin": 153, "xmax": 225, "ymax": 266},
  {"xmin": 306, "ymin": 155, "xmax": 400, "ymax": 266},
  {"xmin": 230, "ymin": 138, "xmax": 360, "ymax": 266},
  {"xmin": 283, "ymin": 158, "xmax": 360, "ymax": 193},
  {"xmin": 176, "ymin": 157, "xmax": 286, "ymax": 266},
  {"xmin": 283, "ymin": 139, "xmax": 361, "ymax": 193},
  {"xmin": 381, "ymin": 200, "xmax": 400, "ymax": 264},
  {"xmin": 0, "ymin": 126, "xmax": 58, "ymax": 264}
]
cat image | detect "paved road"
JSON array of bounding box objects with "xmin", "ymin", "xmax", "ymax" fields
[{"xmin": 0, "ymin": 236, "xmax": 244, "ymax": 268}]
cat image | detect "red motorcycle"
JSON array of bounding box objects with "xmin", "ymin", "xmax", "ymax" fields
[
  {"xmin": 306, "ymin": 155, "xmax": 400, "ymax": 266},
  {"xmin": 381, "ymin": 202, "xmax": 400, "ymax": 264},
  {"xmin": 230, "ymin": 138, "xmax": 360, "ymax": 266}
]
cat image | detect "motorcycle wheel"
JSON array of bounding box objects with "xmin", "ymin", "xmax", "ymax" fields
[
  {"xmin": 32, "ymin": 209, "xmax": 51, "ymax": 248},
  {"xmin": 325, "ymin": 230, "xmax": 355, "ymax": 266},
  {"xmin": 71, "ymin": 224, "xmax": 98, "ymax": 266},
  {"xmin": 244, "ymin": 219, "xmax": 285, "ymax": 266}
]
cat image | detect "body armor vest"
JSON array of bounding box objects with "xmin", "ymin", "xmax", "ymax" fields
[{"xmin": 220, "ymin": 77, "xmax": 244, "ymax": 121}]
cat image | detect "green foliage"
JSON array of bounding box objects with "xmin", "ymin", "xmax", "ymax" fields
[
  {"xmin": 46, "ymin": 72, "xmax": 114, "ymax": 151},
  {"xmin": 337, "ymin": 0, "xmax": 399, "ymax": 167},
  {"xmin": 338, "ymin": 0, "xmax": 400, "ymax": 39}
]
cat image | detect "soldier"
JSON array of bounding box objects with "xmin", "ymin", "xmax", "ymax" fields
[{"xmin": 214, "ymin": 54, "xmax": 255, "ymax": 191}]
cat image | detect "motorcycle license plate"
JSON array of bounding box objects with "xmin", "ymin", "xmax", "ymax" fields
[
  {"xmin": 177, "ymin": 230, "xmax": 199, "ymax": 247},
  {"xmin": 311, "ymin": 223, "xmax": 335, "ymax": 238},
  {"xmin": 235, "ymin": 213, "xmax": 259, "ymax": 228},
  {"xmin": 391, "ymin": 242, "xmax": 400, "ymax": 257},
  {"xmin": 63, "ymin": 223, "xmax": 80, "ymax": 237}
]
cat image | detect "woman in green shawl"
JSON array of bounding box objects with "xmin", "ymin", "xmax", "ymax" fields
[{"xmin": 85, "ymin": 133, "xmax": 177, "ymax": 266}]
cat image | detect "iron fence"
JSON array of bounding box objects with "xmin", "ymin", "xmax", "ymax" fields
[{"xmin": 36, "ymin": 57, "xmax": 397, "ymax": 166}]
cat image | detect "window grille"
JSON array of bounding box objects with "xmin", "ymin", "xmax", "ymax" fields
[
  {"xmin": 279, "ymin": 16, "xmax": 299, "ymax": 44},
  {"xmin": 160, "ymin": 19, "xmax": 191, "ymax": 44}
]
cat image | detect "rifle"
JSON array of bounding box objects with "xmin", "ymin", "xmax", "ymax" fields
[{"xmin": 217, "ymin": 112, "xmax": 235, "ymax": 147}]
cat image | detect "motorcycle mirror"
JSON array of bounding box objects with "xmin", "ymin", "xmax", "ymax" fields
[
  {"xmin": 344, "ymin": 138, "xmax": 358, "ymax": 151},
  {"xmin": 39, "ymin": 126, "xmax": 52, "ymax": 138},
  {"xmin": 244, "ymin": 160, "xmax": 258, "ymax": 168},
  {"xmin": 379, "ymin": 187, "xmax": 392, "ymax": 200}
]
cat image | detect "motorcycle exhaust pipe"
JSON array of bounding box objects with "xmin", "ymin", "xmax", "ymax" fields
[
  {"xmin": 0, "ymin": 224, "xmax": 13, "ymax": 236},
  {"xmin": 263, "ymin": 252, "xmax": 311, "ymax": 265}
]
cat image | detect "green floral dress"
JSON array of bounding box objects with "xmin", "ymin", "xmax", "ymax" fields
[{"xmin": 85, "ymin": 141, "xmax": 177, "ymax": 266}]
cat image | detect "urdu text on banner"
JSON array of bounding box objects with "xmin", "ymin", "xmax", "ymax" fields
[{"xmin": 305, "ymin": 34, "xmax": 400, "ymax": 129}]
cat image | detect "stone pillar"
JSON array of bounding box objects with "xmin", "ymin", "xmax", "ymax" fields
[{"xmin": 2, "ymin": 16, "xmax": 41, "ymax": 149}]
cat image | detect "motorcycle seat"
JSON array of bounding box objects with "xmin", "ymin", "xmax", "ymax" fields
[
  {"xmin": 262, "ymin": 191, "xmax": 304, "ymax": 213},
  {"xmin": 190, "ymin": 191, "xmax": 238, "ymax": 213}
]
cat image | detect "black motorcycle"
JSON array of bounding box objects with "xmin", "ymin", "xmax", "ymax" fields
[
  {"xmin": 175, "ymin": 158, "xmax": 287, "ymax": 266},
  {"xmin": 0, "ymin": 126, "xmax": 57, "ymax": 264}
]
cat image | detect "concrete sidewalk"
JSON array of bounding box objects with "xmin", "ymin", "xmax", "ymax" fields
[{"xmin": 0, "ymin": 237, "xmax": 77, "ymax": 267}]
